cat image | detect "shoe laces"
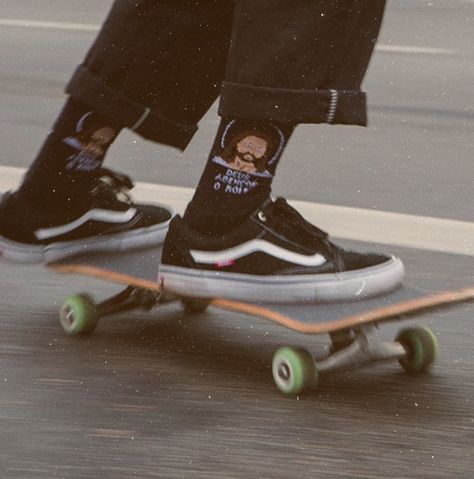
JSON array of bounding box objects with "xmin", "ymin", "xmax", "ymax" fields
[
  {"xmin": 92, "ymin": 168, "xmax": 135, "ymax": 205},
  {"xmin": 261, "ymin": 198, "xmax": 345, "ymax": 269},
  {"xmin": 272, "ymin": 198, "xmax": 327, "ymax": 238}
]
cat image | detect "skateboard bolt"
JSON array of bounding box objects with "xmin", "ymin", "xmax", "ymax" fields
[
  {"xmin": 63, "ymin": 306, "xmax": 75, "ymax": 326},
  {"xmin": 277, "ymin": 363, "xmax": 291, "ymax": 381}
]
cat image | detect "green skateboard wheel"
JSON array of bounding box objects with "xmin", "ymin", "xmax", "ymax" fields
[
  {"xmin": 272, "ymin": 347, "xmax": 318, "ymax": 395},
  {"xmin": 396, "ymin": 326, "xmax": 438, "ymax": 374},
  {"xmin": 59, "ymin": 294, "xmax": 98, "ymax": 336}
]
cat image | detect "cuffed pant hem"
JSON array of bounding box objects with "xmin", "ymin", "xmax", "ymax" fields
[
  {"xmin": 218, "ymin": 81, "xmax": 367, "ymax": 126},
  {"xmin": 66, "ymin": 66, "xmax": 198, "ymax": 150}
]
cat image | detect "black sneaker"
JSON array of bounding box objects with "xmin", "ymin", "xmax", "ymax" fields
[
  {"xmin": 159, "ymin": 197, "xmax": 404, "ymax": 303},
  {"xmin": 0, "ymin": 168, "xmax": 173, "ymax": 263}
]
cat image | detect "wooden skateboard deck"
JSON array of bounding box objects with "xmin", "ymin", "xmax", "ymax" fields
[
  {"xmin": 49, "ymin": 246, "xmax": 474, "ymax": 334},
  {"xmin": 49, "ymin": 246, "xmax": 474, "ymax": 395}
]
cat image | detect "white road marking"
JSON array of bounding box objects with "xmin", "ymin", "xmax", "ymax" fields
[
  {"xmin": 1, "ymin": 165, "xmax": 472, "ymax": 256},
  {"xmin": 376, "ymin": 45, "xmax": 455, "ymax": 55},
  {"xmin": 0, "ymin": 18, "xmax": 456, "ymax": 55},
  {"xmin": 0, "ymin": 18, "xmax": 99, "ymax": 32}
]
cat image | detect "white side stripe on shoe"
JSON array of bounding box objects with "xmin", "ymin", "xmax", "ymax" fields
[
  {"xmin": 190, "ymin": 239, "xmax": 327, "ymax": 267},
  {"xmin": 34, "ymin": 208, "xmax": 137, "ymax": 240}
]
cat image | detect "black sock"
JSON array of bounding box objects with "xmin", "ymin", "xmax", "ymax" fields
[
  {"xmin": 18, "ymin": 98, "xmax": 120, "ymax": 211},
  {"xmin": 184, "ymin": 118, "xmax": 294, "ymax": 234}
]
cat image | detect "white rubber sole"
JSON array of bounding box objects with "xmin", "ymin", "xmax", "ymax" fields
[
  {"xmin": 0, "ymin": 221, "xmax": 171, "ymax": 264},
  {"xmin": 159, "ymin": 256, "xmax": 405, "ymax": 304}
]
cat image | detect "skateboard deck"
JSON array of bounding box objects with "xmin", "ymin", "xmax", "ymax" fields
[{"xmin": 49, "ymin": 246, "xmax": 474, "ymax": 395}]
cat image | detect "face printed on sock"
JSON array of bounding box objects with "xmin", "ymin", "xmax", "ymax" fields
[
  {"xmin": 80, "ymin": 126, "xmax": 116, "ymax": 156},
  {"xmin": 219, "ymin": 128, "xmax": 279, "ymax": 177},
  {"xmin": 63, "ymin": 112, "xmax": 117, "ymax": 171},
  {"xmin": 227, "ymin": 134, "xmax": 269, "ymax": 174},
  {"xmin": 209, "ymin": 120, "xmax": 288, "ymax": 196}
]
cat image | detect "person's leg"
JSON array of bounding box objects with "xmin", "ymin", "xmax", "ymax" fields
[
  {"xmin": 218, "ymin": 0, "xmax": 387, "ymax": 125},
  {"xmin": 160, "ymin": 0, "xmax": 405, "ymax": 303},
  {"xmin": 182, "ymin": 0, "xmax": 387, "ymax": 232},
  {"xmin": 0, "ymin": 94, "xmax": 177, "ymax": 264},
  {"xmin": 0, "ymin": 0, "xmax": 234, "ymax": 263},
  {"xmin": 0, "ymin": 102, "xmax": 173, "ymax": 264},
  {"xmin": 18, "ymin": 98, "xmax": 120, "ymax": 209}
]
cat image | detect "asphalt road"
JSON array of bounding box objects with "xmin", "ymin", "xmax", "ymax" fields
[{"xmin": 1, "ymin": 1, "xmax": 473, "ymax": 478}]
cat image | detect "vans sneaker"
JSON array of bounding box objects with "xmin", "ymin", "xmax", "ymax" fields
[
  {"xmin": 0, "ymin": 168, "xmax": 173, "ymax": 263},
  {"xmin": 160, "ymin": 197, "xmax": 404, "ymax": 303}
]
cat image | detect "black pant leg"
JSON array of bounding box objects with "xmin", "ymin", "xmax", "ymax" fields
[
  {"xmin": 66, "ymin": 0, "xmax": 234, "ymax": 149},
  {"xmin": 219, "ymin": 0, "xmax": 386, "ymax": 125}
]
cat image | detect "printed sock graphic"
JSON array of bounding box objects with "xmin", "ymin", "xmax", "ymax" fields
[
  {"xmin": 63, "ymin": 111, "xmax": 117, "ymax": 173},
  {"xmin": 18, "ymin": 99, "xmax": 120, "ymax": 210},
  {"xmin": 184, "ymin": 118, "xmax": 294, "ymax": 234}
]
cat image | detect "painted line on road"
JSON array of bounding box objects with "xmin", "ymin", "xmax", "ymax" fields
[
  {"xmin": 0, "ymin": 18, "xmax": 99, "ymax": 32},
  {"xmin": 0, "ymin": 18, "xmax": 456, "ymax": 55},
  {"xmin": 376, "ymin": 45, "xmax": 454, "ymax": 55},
  {"xmin": 1, "ymin": 165, "xmax": 472, "ymax": 256}
]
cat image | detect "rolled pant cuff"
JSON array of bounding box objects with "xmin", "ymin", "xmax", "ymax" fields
[
  {"xmin": 218, "ymin": 82, "xmax": 368, "ymax": 126},
  {"xmin": 66, "ymin": 66, "xmax": 198, "ymax": 150}
]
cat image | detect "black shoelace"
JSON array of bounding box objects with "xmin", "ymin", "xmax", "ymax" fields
[
  {"xmin": 266, "ymin": 198, "xmax": 346, "ymax": 270},
  {"xmin": 92, "ymin": 168, "xmax": 135, "ymax": 205}
]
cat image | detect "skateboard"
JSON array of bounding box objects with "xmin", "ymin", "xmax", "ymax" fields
[{"xmin": 49, "ymin": 246, "xmax": 474, "ymax": 395}]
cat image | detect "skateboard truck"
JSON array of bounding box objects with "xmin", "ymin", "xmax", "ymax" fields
[
  {"xmin": 97, "ymin": 286, "xmax": 160, "ymax": 316},
  {"xmin": 272, "ymin": 325, "xmax": 438, "ymax": 395},
  {"xmin": 59, "ymin": 286, "xmax": 210, "ymax": 337},
  {"xmin": 59, "ymin": 286, "xmax": 162, "ymax": 336},
  {"xmin": 318, "ymin": 327, "xmax": 407, "ymax": 374}
]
